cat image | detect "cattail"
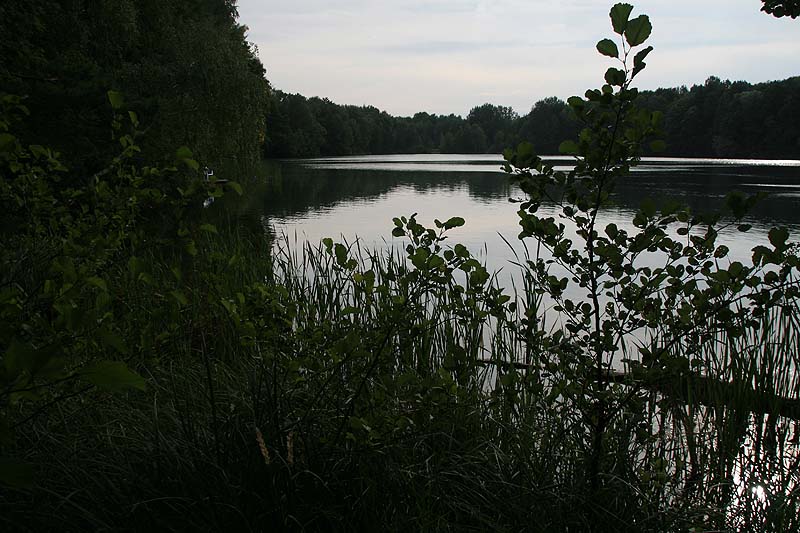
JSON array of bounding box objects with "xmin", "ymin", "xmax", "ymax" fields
[{"xmin": 255, "ymin": 427, "xmax": 270, "ymax": 465}]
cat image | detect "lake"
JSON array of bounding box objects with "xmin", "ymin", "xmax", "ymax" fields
[{"xmin": 241, "ymin": 154, "xmax": 800, "ymax": 280}]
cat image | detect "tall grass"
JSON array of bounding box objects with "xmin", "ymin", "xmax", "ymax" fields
[{"xmin": 2, "ymin": 225, "xmax": 798, "ymax": 532}]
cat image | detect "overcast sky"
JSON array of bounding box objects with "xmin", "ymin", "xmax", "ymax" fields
[{"xmin": 236, "ymin": 0, "xmax": 799, "ymax": 117}]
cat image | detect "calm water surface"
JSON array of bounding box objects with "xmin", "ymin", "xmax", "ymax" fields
[{"xmin": 242, "ymin": 154, "xmax": 800, "ymax": 276}]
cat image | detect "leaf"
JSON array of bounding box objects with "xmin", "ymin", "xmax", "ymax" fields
[
  {"xmin": 227, "ymin": 181, "xmax": 243, "ymax": 196},
  {"xmin": 596, "ymin": 38, "xmax": 619, "ymax": 58},
  {"xmin": 610, "ymin": 3, "xmax": 634, "ymax": 34},
  {"xmin": 0, "ymin": 458, "xmax": 34, "ymax": 489},
  {"xmin": 170, "ymin": 290, "xmax": 189, "ymax": 306},
  {"xmin": 98, "ymin": 328, "xmax": 128, "ymax": 354},
  {"xmin": 86, "ymin": 276, "xmax": 108, "ymax": 292},
  {"xmin": 0, "ymin": 133, "xmax": 16, "ymax": 152},
  {"xmin": 199, "ymin": 223, "xmax": 218, "ymax": 234},
  {"xmin": 633, "ymin": 45, "xmax": 653, "ymax": 70},
  {"xmin": 649, "ymin": 140, "xmax": 667, "ymax": 152},
  {"xmin": 769, "ymin": 227, "xmax": 789, "ymax": 249},
  {"xmin": 559, "ymin": 140, "xmax": 579, "ymax": 155},
  {"xmin": 567, "ymin": 96, "xmax": 584, "ymax": 108},
  {"xmin": 604, "ymin": 67, "xmax": 626, "ymax": 86},
  {"xmin": 81, "ymin": 361, "xmax": 146, "ymax": 391},
  {"xmin": 443, "ymin": 217, "xmax": 465, "ymax": 229},
  {"xmin": 625, "ymin": 15, "xmax": 652, "ymax": 47},
  {"xmin": 176, "ymin": 146, "xmax": 193, "ymax": 160},
  {"xmin": 107, "ymin": 90, "xmax": 124, "ymax": 109},
  {"xmin": 632, "ymin": 46, "xmax": 653, "ymax": 78}
]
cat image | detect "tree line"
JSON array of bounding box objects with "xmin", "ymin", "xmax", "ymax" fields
[
  {"xmin": 265, "ymin": 76, "xmax": 800, "ymax": 160},
  {"xmin": 2, "ymin": 0, "xmax": 797, "ymax": 178}
]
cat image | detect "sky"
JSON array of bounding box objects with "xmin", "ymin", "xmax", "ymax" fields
[{"xmin": 236, "ymin": 0, "xmax": 800, "ymax": 117}]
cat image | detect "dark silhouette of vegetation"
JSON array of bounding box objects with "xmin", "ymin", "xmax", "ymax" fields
[
  {"xmin": 265, "ymin": 77, "xmax": 800, "ymax": 160},
  {"xmin": 0, "ymin": 0, "xmax": 268, "ymax": 177},
  {"xmin": 761, "ymin": 0, "xmax": 800, "ymax": 18},
  {"xmin": 2, "ymin": 2, "xmax": 800, "ymax": 532}
]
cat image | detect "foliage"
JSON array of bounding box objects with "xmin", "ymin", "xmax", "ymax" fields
[
  {"xmin": 264, "ymin": 76, "xmax": 800, "ymax": 160},
  {"xmin": 0, "ymin": 90, "xmax": 244, "ymax": 488},
  {"xmin": 761, "ymin": 0, "xmax": 800, "ymax": 18},
  {"xmin": 2, "ymin": 2, "xmax": 800, "ymax": 532},
  {"xmin": 502, "ymin": 2, "xmax": 800, "ymax": 528},
  {"xmin": 0, "ymin": 0, "xmax": 268, "ymax": 177}
]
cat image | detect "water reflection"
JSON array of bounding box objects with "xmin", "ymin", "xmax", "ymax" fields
[{"xmin": 239, "ymin": 155, "xmax": 800, "ymax": 272}]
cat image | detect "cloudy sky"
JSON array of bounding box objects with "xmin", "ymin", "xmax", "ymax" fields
[{"xmin": 236, "ymin": 0, "xmax": 799, "ymax": 117}]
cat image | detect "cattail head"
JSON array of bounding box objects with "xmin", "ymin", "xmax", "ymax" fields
[{"xmin": 255, "ymin": 427, "xmax": 270, "ymax": 465}]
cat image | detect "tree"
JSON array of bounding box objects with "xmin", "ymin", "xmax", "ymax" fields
[
  {"xmin": 504, "ymin": 5, "xmax": 799, "ymax": 526},
  {"xmin": 0, "ymin": 0, "xmax": 268, "ymax": 177},
  {"xmin": 467, "ymin": 103, "xmax": 518, "ymax": 152},
  {"xmin": 518, "ymin": 97, "xmax": 579, "ymax": 155}
]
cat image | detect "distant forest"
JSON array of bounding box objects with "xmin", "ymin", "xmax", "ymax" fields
[
  {"xmin": 265, "ymin": 76, "xmax": 800, "ymax": 160},
  {"xmin": 3, "ymin": 1, "xmax": 798, "ymax": 169}
]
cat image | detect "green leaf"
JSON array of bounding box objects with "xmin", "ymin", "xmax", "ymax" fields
[
  {"xmin": 443, "ymin": 217, "xmax": 465, "ymax": 229},
  {"xmin": 567, "ymin": 96, "xmax": 584, "ymax": 108},
  {"xmin": 625, "ymin": 15, "xmax": 652, "ymax": 47},
  {"xmin": 98, "ymin": 328, "xmax": 128, "ymax": 354},
  {"xmin": 107, "ymin": 90, "xmax": 124, "ymax": 109},
  {"xmin": 559, "ymin": 140, "xmax": 579, "ymax": 155},
  {"xmin": 769, "ymin": 227, "xmax": 789, "ymax": 249},
  {"xmin": 81, "ymin": 361, "xmax": 146, "ymax": 391},
  {"xmin": 392, "ymin": 227, "xmax": 405, "ymax": 237},
  {"xmin": 227, "ymin": 181, "xmax": 243, "ymax": 196},
  {"xmin": 170, "ymin": 290, "xmax": 189, "ymax": 306},
  {"xmin": 86, "ymin": 276, "xmax": 108, "ymax": 292},
  {"xmin": 199, "ymin": 223, "xmax": 218, "ymax": 234},
  {"xmin": 610, "ymin": 3, "xmax": 634, "ymax": 34},
  {"xmin": 176, "ymin": 146, "xmax": 193, "ymax": 160},
  {"xmin": 0, "ymin": 458, "xmax": 34, "ymax": 489},
  {"xmin": 0, "ymin": 133, "xmax": 16, "ymax": 152},
  {"xmin": 604, "ymin": 67, "xmax": 626, "ymax": 86},
  {"xmin": 633, "ymin": 46, "xmax": 653, "ymax": 70},
  {"xmin": 596, "ymin": 38, "xmax": 619, "ymax": 58},
  {"xmin": 649, "ymin": 140, "xmax": 667, "ymax": 152}
]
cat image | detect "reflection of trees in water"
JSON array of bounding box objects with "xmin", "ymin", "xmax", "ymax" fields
[
  {"xmin": 616, "ymin": 164, "xmax": 800, "ymax": 226},
  {"xmin": 257, "ymin": 166, "xmax": 512, "ymax": 218},
  {"xmin": 249, "ymin": 159, "xmax": 800, "ymax": 229}
]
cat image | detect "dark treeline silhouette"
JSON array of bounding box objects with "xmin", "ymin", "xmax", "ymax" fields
[
  {"xmin": 265, "ymin": 76, "xmax": 800, "ymax": 160},
  {"xmin": 3, "ymin": 0, "xmax": 797, "ymax": 170}
]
